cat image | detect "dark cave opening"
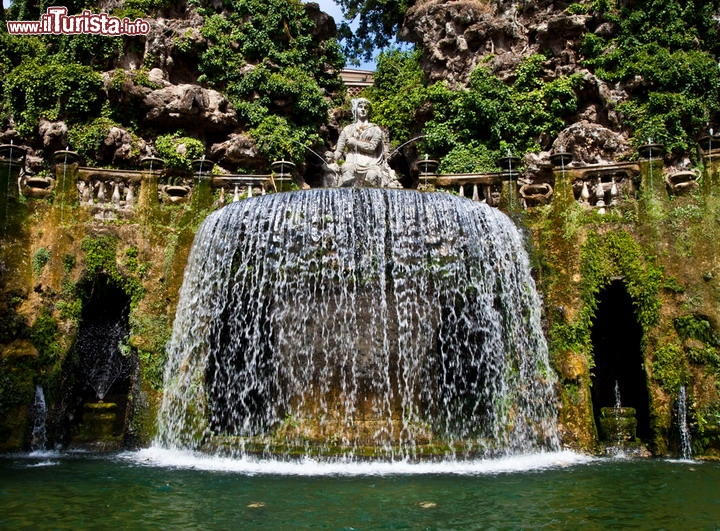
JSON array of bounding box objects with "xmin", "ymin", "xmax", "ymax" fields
[
  {"xmin": 590, "ymin": 279, "xmax": 651, "ymax": 442},
  {"xmin": 69, "ymin": 275, "xmax": 136, "ymax": 439}
]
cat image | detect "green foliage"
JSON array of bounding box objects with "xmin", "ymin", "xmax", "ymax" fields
[
  {"xmin": 194, "ymin": 0, "xmax": 344, "ymax": 163},
  {"xmin": 435, "ymin": 142, "xmax": 499, "ymax": 174},
  {"xmin": 132, "ymin": 67, "xmax": 163, "ymax": 89},
  {"xmin": 3, "ymin": 60, "xmax": 103, "ymax": 136},
  {"xmin": 335, "ymin": 0, "xmax": 413, "ymax": 63},
  {"xmin": 367, "ymin": 48, "xmax": 430, "ymax": 143},
  {"xmin": 230, "ymin": 64, "xmax": 330, "ymax": 127},
  {"xmin": 434, "ymin": 61, "xmax": 581, "ymax": 171},
  {"xmin": 49, "ymin": 33, "xmax": 125, "ymax": 71},
  {"xmin": 249, "ymin": 114, "xmax": 322, "ymax": 164},
  {"xmin": 155, "ymin": 133, "xmax": 205, "ymax": 172},
  {"xmin": 652, "ymin": 343, "xmax": 689, "ymax": 392},
  {"xmin": 567, "ymin": 3, "xmax": 590, "ymax": 15},
  {"xmin": 80, "ymin": 236, "xmax": 145, "ymax": 307},
  {"xmin": 129, "ymin": 313, "xmax": 170, "ymax": 390},
  {"xmin": 696, "ymin": 402, "xmax": 720, "ymax": 447},
  {"xmin": 29, "ymin": 308, "xmax": 62, "ymax": 364},
  {"xmin": 0, "ymin": 357, "xmax": 34, "ymax": 421},
  {"xmin": 369, "ymin": 52, "xmax": 583, "ymax": 171},
  {"xmin": 68, "ymin": 116, "xmax": 136, "ymax": 165},
  {"xmin": 62, "ymin": 254, "xmax": 76, "ymax": 274},
  {"xmin": 675, "ymin": 315, "xmax": 719, "ymax": 345},
  {"xmin": 32, "ymin": 247, "xmax": 51, "ymax": 276},
  {"xmin": 618, "ymin": 92, "xmax": 708, "ymax": 153},
  {"xmin": 582, "ymin": 0, "xmax": 720, "ymax": 155}
]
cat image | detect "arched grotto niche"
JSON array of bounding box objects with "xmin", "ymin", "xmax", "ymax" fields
[
  {"xmin": 68, "ymin": 274, "xmax": 137, "ymax": 444},
  {"xmin": 590, "ymin": 279, "xmax": 650, "ymax": 442}
]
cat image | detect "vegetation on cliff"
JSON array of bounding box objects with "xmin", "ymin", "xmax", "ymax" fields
[
  {"xmin": 367, "ymin": 0, "xmax": 720, "ymax": 168},
  {"xmin": 1, "ymin": 0, "xmax": 345, "ymax": 168}
]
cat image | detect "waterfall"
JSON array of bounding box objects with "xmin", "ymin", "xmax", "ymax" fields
[
  {"xmin": 30, "ymin": 385, "xmax": 47, "ymax": 452},
  {"xmin": 678, "ymin": 385, "xmax": 692, "ymax": 460},
  {"xmin": 157, "ymin": 189, "xmax": 559, "ymax": 459}
]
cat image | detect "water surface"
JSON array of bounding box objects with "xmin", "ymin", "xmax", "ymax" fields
[{"xmin": 1, "ymin": 451, "xmax": 718, "ymax": 529}]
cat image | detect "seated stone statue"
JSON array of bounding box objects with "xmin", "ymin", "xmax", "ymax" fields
[{"xmin": 325, "ymin": 98, "xmax": 400, "ymax": 188}]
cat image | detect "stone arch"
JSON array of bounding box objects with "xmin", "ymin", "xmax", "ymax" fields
[
  {"xmin": 67, "ymin": 273, "xmax": 137, "ymax": 445},
  {"xmin": 590, "ymin": 279, "xmax": 650, "ymax": 442},
  {"xmin": 578, "ymin": 231, "xmax": 663, "ymax": 447}
]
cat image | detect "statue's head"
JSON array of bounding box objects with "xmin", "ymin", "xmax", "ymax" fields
[{"xmin": 351, "ymin": 98, "xmax": 372, "ymax": 120}]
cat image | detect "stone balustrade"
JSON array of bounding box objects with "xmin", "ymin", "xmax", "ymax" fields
[
  {"xmin": 77, "ymin": 168, "xmax": 141, "ymax": 218},
  {"xmin": 210, "ymin": 175, "xmax": 295, "ymax": 207},
  {"xmin": 568, "ymin": 162, "xmax": 640, "ymax": 213},
  {"xmin": 425, "ymin": 172, "xmax": 503, "ymax": 206},
  {"xmin": 5, "ymin": 140, "xmax": 720, "ymax": 224}
]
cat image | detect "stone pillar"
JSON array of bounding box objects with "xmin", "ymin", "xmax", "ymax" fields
[
  {"xmin": 0, "ymin": 144, "xmax": 26, "ymax": 232},
  {"xmin": 53, "ymin": 150, "xmax": 81, "ymax": 207},
  {"xmin": 550, "ymin": 152, "xmax": 575, "ymax": 209},
  {"xmin": 191, "ymin": 158, "xmax": 216, "ymax": 213},
  {"xmin": 138, "ymin": 157, "xmax": 164, "ymax": 221}
]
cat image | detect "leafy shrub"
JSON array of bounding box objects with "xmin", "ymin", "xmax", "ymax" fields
[
  {"xmin": 4, "ymin": 61, "xmax": 103, "ymax": 135},
  {"xmin": 369, "ymin": 52, "xmax": 583, "ymax": 171},
  {"xmin": 582, "ymin": 0, "xmax": 720, "ymax": 156},
  {"xmin": 155, "ymin": 133, "xmax": 205, "ymax": 172},
  {"xmin": 69, "ymin": 116, "xmax": 136, "ymax": 165},
  {"xmin": 32, "ymin": 247, "xmax": 51, "ymax": 276},
  {"xmin": 194, "ymin": 0, "xmax": 345, "ymax": 164}
]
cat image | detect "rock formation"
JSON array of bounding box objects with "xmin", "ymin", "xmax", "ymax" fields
[{"xmin": 399, "ymin": 0, "xmax": 652, "ymax": 167}]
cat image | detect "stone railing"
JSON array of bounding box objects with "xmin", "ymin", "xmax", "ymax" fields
[
  {"xmin": 418, "ymin": 156, "xmax": 539, "ymax": 210},
  {"xmin": 32, "ymin": 151, "xmax": 299, "ymax": 220},
  {"xmin": 424, "ymin": 172, "xmax": 503, "ymax": 206},
  {"xmin": 77, "ymin": 168, "xmax": 142, "ymax": 219},
  {"xmin": 7, "ymin": 139, "xmax": 720, "ymax": 223},
  {"xmin": 209, "ymin": 174, "xmax": 295, "ymax": 207},
  {"xmin": 565, "ymin": 162, "xmax": 640, "ymax": 214},
  {"xmin": 419, "ymin": 140, "xmax": 719, "ymax": 212}
]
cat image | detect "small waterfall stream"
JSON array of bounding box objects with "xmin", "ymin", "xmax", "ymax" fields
[
  {"xmin": 677, "ymin": 385, "xmax": 692, "ymax": 460},
  {"xmin": 157, "ymin": 189, "xmax": 559, "ymax": 459},
  {"xmin": 30, "ymin": 385, "xmax": 47, "ymax": 452}
]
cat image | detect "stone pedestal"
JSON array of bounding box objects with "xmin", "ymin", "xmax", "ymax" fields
[
  {"xmin": 599, "ymin": 406, "xmax": 637, "ymax": 442},
  {"xmin": 81, "ymin": 402, "xmax": 118, "ymax": 439}
]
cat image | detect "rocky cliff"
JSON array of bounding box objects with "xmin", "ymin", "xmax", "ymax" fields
[
  {"xmin": 1, "ymin": 1, "xmax": 344, "ymax": 174},
  {"xmin": 399, "ymin": 0, "xmax": 717, "ymax": 170}
]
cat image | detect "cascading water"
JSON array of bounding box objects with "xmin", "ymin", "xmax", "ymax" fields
[
  {"xmin": 30, "ymin": 385, "xmax": 47, "ymax": 452},
  {"xmin": 677, "ymin": 385, "xmax": 692, "ymax": 460},
  {"xmin": 157, "ymin": 188, "xmax": 559, "ymax": 459}
]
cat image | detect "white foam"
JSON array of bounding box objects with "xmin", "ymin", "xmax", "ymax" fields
[
  {"xmin": 120, "ymin": 447, "xmax": 594, "ymax": 476},
  {"xmin": 25, "ymin": 460, "xmax": 60, "ymax": 467}
]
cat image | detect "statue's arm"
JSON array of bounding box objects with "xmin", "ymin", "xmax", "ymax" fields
[
  {"xmin": 347, "ymin": 126, "xmax": 383, "ymax": 154},
  {"xmin": 333, "ymin": 127, "xmax": 349, "ymax": 160}
]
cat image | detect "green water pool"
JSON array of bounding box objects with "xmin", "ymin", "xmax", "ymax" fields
[{"xmin": 1, "ymin": 450, "xmax": 718, "ymax": 529}]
